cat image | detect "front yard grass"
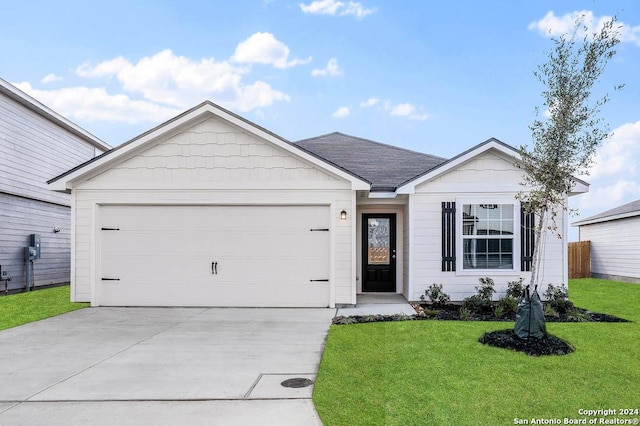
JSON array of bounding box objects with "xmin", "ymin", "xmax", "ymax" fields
[
  {"xmin": 313, "ymin": 278, "xmax": 640, "ymax": 425},
  {"xmin": 0, "ymin": 285, "xmax": 88, "ymax": 331}
]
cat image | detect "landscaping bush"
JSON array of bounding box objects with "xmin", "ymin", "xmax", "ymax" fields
[
  {"xmin": 419, "ymin": 283, "xmax": 451, "ymax": 308},
  {"xmin": 462, "ymin": 277, "xmax": 495, "ymax": 314},
  {"xmin": 506, "ymin": 278, "xmax": 525, "ymax": 299},
  {"xmin": 543, "ymin": 283, "xmax": 574, "ymax": 314},
  {"xmin": 495, "ymin": 295, "xmax": 518, "ymax": 318}
]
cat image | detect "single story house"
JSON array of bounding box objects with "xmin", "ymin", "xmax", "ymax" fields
[
  {"xmin": 0, "ymin": 78, "xmax": 110, "ymax": 293},
  {"xmin": 573, "ymin": 199, "xmax": 640, "ymax": 283},
  {"xmin": 48, "ymin": 101, "xmax": 586, "ymax": 307}
]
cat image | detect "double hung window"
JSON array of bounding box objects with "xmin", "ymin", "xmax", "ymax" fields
[{"xmin": 461, "ymin": 203, "xmax": 514, "ymax": 270}]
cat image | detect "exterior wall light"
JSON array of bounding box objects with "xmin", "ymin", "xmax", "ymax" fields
[{"xmin": 340, "ymin": 210, "xmax": 347, "ymax": 221}]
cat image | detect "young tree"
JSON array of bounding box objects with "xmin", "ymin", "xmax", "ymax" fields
[{"xmin": 518, "ymin": 14, "xmax": 622, "ymax": 291}]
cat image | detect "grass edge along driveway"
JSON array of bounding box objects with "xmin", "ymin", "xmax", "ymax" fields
[
  {"xmin": 313, "ymin": 278, "xmax": 640, "ymax": 426},
  {"xmin": 0, "ymin": 285, "xmax": 88, "ymax": 331}
]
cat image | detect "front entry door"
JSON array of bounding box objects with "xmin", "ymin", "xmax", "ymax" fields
[{"xmin": 362, "ymin": 214, "xmax": 396, "ymax": 292}]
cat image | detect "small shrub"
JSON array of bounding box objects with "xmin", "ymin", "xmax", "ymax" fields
[
  {"xmin": 462, "ymin": 277, "xmax": 496, "ymax": 314},
  {"xmin": 420, "ymin": 284, "xmax": 451, "ymax": 308},
  {"xmin": 543, "ymin": 304, "xmax": 558, "ymax": 318},
  {"xmin": 422, "ymin": 308, "xmax": 441, "ymax": 317},
  {"xmin": 567, "ymin": 309, "xmax": 591, "ymax": 322},
  {"xmin": 462, "ymin": 295, "xmax": 493, "ymax": 314},
  {"xmin": 543, "ymin": 283, "xmax": 574, "ymax": 314},
  {"xmin": 334, "ymin": 316, "xmax": 357, "ymax": 325},
  {"xmin": 496, "ymin": 295, "xmax": 518, "ymax": 317},
  {"xmin": 506, "ymin": 278, "xmax": 525, "ymax": 299},
  {"xmin": 476, "ymin": 277, "xmax": 496, "ymax": 302},
  {"xmin": 459, "ymin": 306, "xmax": 471, "ymax": 321}
]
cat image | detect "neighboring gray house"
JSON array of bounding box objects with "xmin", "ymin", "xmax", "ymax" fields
[
  {"xmin": 0, "ymin": 78, "xmax": 110, "ymax": 293},
  {"xmin": 573, "ymin": 199, "xmax": 640, "ymax": 283},
  {"xmin": 49, "ymin": 101, "xmax": 586, "ymax": 307}
]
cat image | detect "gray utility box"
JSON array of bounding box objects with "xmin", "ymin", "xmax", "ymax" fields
[{"xmin": 29, "ymin": 234, "xmax": 41, "ymax": 259}]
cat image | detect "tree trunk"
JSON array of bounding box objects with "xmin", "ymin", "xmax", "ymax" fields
[{"xmin": 528, "ymin": 207, "xmax": 546, "ymax": 289}]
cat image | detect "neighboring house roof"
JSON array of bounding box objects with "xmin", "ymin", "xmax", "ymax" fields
[
  {"xmin": 295, "ymin": 132, "xmax": 447, "ymax": 191},
  {"xmin": 48, "ymin": 101, "xmax": 370, "ymax": 191},
  {"xmin": 573, "ymin": 198, "xmax": 640, "ymax": 226},
  {"xmin": 0, "ymin": 77, "xmax": 111, "ymax": 151}
]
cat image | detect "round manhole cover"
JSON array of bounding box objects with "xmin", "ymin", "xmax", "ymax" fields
[{"xmin": 281, "ymin": 378, "xmax": 314, "ymax": 388}]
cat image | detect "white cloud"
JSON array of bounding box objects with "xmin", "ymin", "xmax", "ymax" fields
[
  {"xmin": 384, "ymin": 101, "xmax": 430, "ymax": 121},
  {"xmin": 74, "ymin": 49, "xmax": 290, "ymax": 112},
  {"xmin": 231, "ymin": 32, "xmax": 311, "ymax": 69},
  {"xmin": 300, "ymin": 0, "xmax": 376, "ymax": 19},
  {"xmin": 311, "ymin": 57, "xmax": 343, "ymax": 77},
  {"xmin": 529, "ymin": 10, "xmax": 640, "ymax": 46},
  {"xmin": 571, "ymin": 119, "xmax": 640, "ymax": 223},
  {"xmin": 14, "ymin": 82, "xmax": 181, "ymax": 124},
  {"xmin": 332, "ymin": 106, "xmax": 350, "ymax": 118},
  {"xmin": 341, "ymin": 1, "xmax": 375, "ymax": 18},
  {"xmin": 360, "ymin": 97, "xmax": 379, "ymax": 107},
  {"xmin": 41, "ymin": 73, "xmax": 62, "ymax": 84},
  {"xmin": 77, "ymin": 56, "xmax": 131, "ymax": 78},
  {"xmin": 588, "ymin": 120, "xmax": 640, "ymax": 179}
]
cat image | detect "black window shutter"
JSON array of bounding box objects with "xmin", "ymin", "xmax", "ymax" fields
[
  {"xmin": 520, "ymin": 207, "xmax": 535, "ymax": 271},
  {"xmin": 442, "ymin": 202, "xmax": 456, "ymax": 272}
]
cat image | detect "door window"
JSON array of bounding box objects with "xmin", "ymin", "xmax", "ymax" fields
[{"xmin": 367, "ymin": 218, "xmax": 390, "ymax": 265}]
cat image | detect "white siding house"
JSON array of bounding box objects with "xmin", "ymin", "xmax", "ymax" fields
[
  {"xmin": 49, "ymin": 102, "xmax": 585, "ymax": 307},
  {"xmin": 573, "ymin": 199, "xmax": 640, "ymax": 283},
  {"xmin": 0, "ymin": 78, "xmax": 110, "ymax": 293}
]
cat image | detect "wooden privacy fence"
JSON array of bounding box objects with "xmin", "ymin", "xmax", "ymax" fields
[{"xmin": 568, "ymin": 241, "xmax": 591, "ymax": 279}]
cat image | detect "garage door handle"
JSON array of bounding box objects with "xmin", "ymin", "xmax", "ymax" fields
[
  {"xmin": 212, "ymin": 262, "xmax": 218, "ymax": 275},
  {"xmin": 310, "ymin": 279, "xmax": 329, "ymax": 282}
]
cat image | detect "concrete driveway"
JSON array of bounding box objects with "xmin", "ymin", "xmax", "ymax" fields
[{"xmin": 0, "ymin": 307, "xmax": 335, "ymax": 425}]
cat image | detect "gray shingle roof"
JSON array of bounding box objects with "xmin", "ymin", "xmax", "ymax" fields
[
  {"xmin": 295, "ymin": 132, "xmax": 447, "ymax": 191},
  {"xmin": 573, "ymin": 198, "xmax": 640, "ymax": 226}
]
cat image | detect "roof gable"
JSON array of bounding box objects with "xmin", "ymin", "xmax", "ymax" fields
[
  {"xmin": 49, "ymin": 102, "xmax": 369, "ymax": 191},
  {"xmin": 396, "ymin": 138, "xmax": 589, "ymax": 195},
  {"xmin": 396, "ymin": 138, "xmax": 520, "ymax": 193},
  {"xmin": 573, "ymin": 198, "xmax": 640, "ymax": 226},
  {"xmin": 295, "ymin": 132, "xmax": 446, "ymax": 191},
  {"xmin": 0, "ymin": 78, "xmax": 111, "ymax": 151}
]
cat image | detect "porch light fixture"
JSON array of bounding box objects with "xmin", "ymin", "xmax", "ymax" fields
[{"xmin": 340, "ymin": 210, "xmax": 347, "ymax": 221}]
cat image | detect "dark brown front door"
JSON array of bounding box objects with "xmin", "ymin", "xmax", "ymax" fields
[{"xmin": 362, "ymin": 214, "xmax": 396, "ymax": 292}]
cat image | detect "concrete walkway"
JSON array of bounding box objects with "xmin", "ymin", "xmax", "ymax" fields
[
  {"xmin": 0, "ymin": 307, "xmax": 335, "ymax": 425},
  {"xmin": 336, "ymin": 293, "xmax": 417, "ymax": 316}
]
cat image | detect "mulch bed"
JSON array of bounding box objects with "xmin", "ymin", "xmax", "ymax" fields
[
  {"xmin": 479, "ymin": 329, "xmax": 575, "ymax": 356},
  {"xmin": 332, "ymin": 303, "xmax": 628, "ymax": 325},
  {"xmin": 332, "ymin": 303, "xmax": 629, "ymax": 357}
]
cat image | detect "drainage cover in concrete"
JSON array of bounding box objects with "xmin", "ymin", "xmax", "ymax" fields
[{"xmin": 281, "ymin": 378, "xmax": 314, "ymax": 388}]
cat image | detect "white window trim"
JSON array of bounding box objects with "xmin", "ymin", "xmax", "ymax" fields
[{"xmin": 455, "ymin": 197, "xmax": 521, "ymax": 275}]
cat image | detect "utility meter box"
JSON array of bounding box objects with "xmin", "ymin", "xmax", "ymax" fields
[
  {"xmin": 24, "ymin": 246, "xmax": 37, "ymax": 261},
  {"xmin": 29, "ymin": 234, "xmax": 41, "ymax": 259}
]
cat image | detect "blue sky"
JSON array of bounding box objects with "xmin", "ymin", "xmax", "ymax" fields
[{"xmin": 2, "ymin": 0, "xmax": 639, "ymax": 239}]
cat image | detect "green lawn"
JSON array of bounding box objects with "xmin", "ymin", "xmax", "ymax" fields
[
  {"xmin": 0, "ymin": 285, "xmax": 88, "ymax": 331},
  {"xmin": 313, "ymin": 279, "xmax": 640, "ymax": 426}
]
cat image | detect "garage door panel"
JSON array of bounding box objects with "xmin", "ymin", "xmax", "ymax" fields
[{"xmin": 99, "ymin": 205, "xmax": 331, "ymax": 307}]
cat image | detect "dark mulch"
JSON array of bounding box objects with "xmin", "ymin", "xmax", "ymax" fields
[
  {"xmin": 332, "ymin": 303, "xmax": 629, "ymax": 325},
  {"xmin": 479, "ymin": 329, "xmax": 575, "ymax": 356},
  {"xmin": 412, "ymin": 303, "xmax": 629, "ymax": 323}
]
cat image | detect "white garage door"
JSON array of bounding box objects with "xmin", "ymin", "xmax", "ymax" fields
[{"xmin": 98, "ymin": 205, "xmax": 330, "ymax": 307}]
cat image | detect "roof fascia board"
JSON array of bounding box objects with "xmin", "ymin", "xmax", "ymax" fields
[
  {"xmin": 0, "ymin": 78, "xmax": 111, "ymax": 151},
  {"xmin": 397, "ymin": 140, "xmax": 519, "ymax": 194},
  {"xmin": 573, "ymin": 210, "xmax": 640, "ymax": 226},
  {"xmin": 569, "ymin": 179, "xmax": 589, "ymax": 195},
  {"xmin": 367, "ymin": 192, "xmax": 397, "ymax": 199},
  {"xmin": 49, "ymin": 102, "xmax": 370, "ymax": 191}
]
